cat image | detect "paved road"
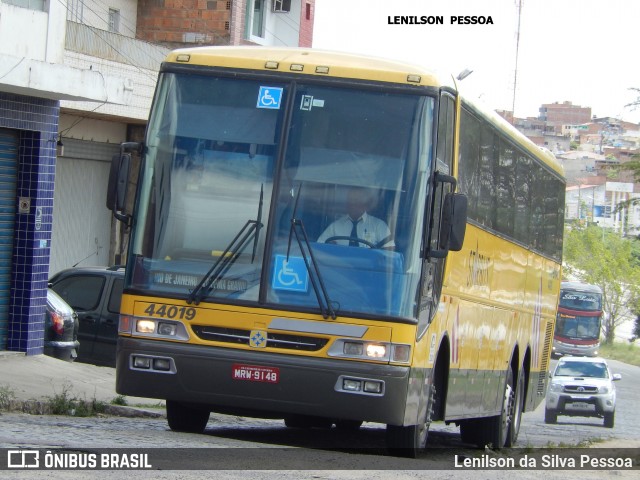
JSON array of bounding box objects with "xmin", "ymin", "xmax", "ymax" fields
[{"xmin": 1, "ymin": 359, "xmax": 638, "ymax": 478}]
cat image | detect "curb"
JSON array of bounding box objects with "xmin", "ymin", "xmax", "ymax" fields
[{"xmin": 1, "ymin": 400, "xmax": 165, "ymax": 419}]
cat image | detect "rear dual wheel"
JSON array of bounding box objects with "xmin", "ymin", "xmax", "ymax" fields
[{"xmin": 460, "ymin": 364, "xmax": 523, "ymax": 448}]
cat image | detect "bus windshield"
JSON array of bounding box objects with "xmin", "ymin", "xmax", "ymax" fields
[
  {"xmin": 555, "ymin": 313, "xmax": 601, "ymax": 340},
  {"xmin": 128, "ymin": 72, "xmax": 435, "ymax": 320}
]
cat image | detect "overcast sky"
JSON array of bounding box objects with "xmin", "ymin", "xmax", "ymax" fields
[{"xmin": 312, "ymin": 0, "xmax": 640, "ymax": 124}]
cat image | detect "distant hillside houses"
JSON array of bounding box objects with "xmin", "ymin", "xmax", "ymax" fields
[{"xmin": 497, "ymin": 101, "xmax": 640, "ymax": 236}]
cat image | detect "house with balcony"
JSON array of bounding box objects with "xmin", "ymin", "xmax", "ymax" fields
[{"xmin": 0, "ymin": 0, "xmax": 315, "ymax": 355}]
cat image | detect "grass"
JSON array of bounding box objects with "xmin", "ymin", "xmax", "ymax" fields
[
  {"xmin": 47, "ymin": 383, "xmax": 107, "ymax": 417},
  {"xmin": 110, "ymin": 394, "xmax": 128, "ymax": 406},
  {"xmin": 0, "ymin": 384, "xmax": 16, "ymax": 410},
  {"xmin": 598, "ymin": 341, "xmax": 640, "ymax": 367}
]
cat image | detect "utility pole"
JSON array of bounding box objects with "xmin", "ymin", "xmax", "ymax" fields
[{"xmin": 512, "ymin": 0, "xmax": 523, "ymax": 118}]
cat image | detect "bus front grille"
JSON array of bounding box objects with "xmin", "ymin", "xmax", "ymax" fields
[{"xmin": 191, "ymin": 326, "xmax": 328, "ymax": 352}]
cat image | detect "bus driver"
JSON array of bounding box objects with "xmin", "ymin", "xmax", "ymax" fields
[{"xmin": 317, "ymin": 187, "xmax": 395, "ymax": 249}]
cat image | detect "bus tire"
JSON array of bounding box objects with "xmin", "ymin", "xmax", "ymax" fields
[
  {"xmin": 473, "ymin": 365, "xmax": 515, "ymax": 448},
  {"xmin": 166, "ymin": 400, "xmax": 210, "ymax": 433},
  {"xmin": 386, "ymin": 381, "xmax": 434, "ymax": 457},
  {"xmin": 284, "ymin": 415, "xmax": 332, "ymax": 429},
  {"xmin": 385, "ymin": 422, "xmax": 427, "ymax": 458},
  {"xmin": 505, "ymin": 365, "xmax": 525, "ymax": 447},
  {"xmin": 459, "ymin": 419, "xmax": 480, "ymax": 446},
  {"xmin": 334, "ymin": 420, "xmax": 363, "ymax": 430}
]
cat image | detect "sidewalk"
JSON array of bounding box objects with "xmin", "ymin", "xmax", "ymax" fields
[{"xmin": 0, "ymin": 352, "xmax": 164, "ymax": 417}]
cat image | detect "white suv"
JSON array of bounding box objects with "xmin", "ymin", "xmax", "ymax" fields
[{"xmin": 545, "ymin": 356, "xmax": 621, "ymax": 428}]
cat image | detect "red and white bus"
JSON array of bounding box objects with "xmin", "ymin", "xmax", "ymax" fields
[{"xmin": 553, "ymin": 282, "xmax": 603, "ymax": 357}]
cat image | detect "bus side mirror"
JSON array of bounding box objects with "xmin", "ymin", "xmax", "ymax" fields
[
  {"xmin": 441, "ymin": 193, "xmax": 467, "ymax": 252},
  {"xmin": 429, "ymin": 192, "xmax": 467, "ymax": 259},
  {"xmin": 107, "ymin": 152, "xmax": 131, "ymax": 225}
]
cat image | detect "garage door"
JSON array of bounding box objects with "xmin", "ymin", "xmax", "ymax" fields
[
  {"xmin": 49, "ymin": 139, "xmax": 118, "ymax": 276},
  {"xmin": 0, "ymin": 128, "xmax": 18, "ymax": 349}
]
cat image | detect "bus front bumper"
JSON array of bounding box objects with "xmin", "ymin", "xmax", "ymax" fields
[{"xmin": 116, "ymin": 337, "xmax": 413, "ymax": 425}]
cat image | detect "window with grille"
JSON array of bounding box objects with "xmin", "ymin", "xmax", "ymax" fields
[
  {"xmin": 108, "ymin": 8, "xmax": 120, "ymax": 33},
  {"xmin": 272, "ymin": 0, "xmax": 291, "ymax": 13}
]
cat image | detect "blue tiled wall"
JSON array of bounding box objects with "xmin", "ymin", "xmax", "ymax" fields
[{"xmin": 0, "ymin": 92, "xmax": 59, "ymax": 355}]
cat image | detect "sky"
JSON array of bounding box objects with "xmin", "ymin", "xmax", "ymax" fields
[{"xmin": 312, "ymin": 0, "xmax": 640, "ymax": 124}]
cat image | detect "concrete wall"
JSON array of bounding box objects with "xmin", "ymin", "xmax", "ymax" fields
[
  {"xmin": 78, "ymin": 0, "xmax": 138, "ymax": 38},
  {"xmin": 0, "ymin": 4, "xmax": 49, "ymax": 60}
]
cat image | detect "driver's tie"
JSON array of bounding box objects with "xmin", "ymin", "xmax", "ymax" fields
[{"xmin": 349, "ymin": 219, "xmax": 360, "ymax": 247}]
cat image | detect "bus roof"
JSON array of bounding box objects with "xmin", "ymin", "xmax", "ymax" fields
[
  {"xmin": 461, "ymin": 95, "xmax": 564, "ymax": 177},
  {"xmin": 164, "ymin": 46, "xmax": 454, "ymax": 89},
  {"xmin": 561, "ymin": 281, "xmax": 603, "ymax": 294}
]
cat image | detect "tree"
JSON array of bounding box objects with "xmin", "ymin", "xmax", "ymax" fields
[
  {"xmin": 631, "ymin": 314, "xmax": 640, "ymax": 343},
  {"xmin": 563, "ymin": 225, "xmax": 640, "ymax": 344}
]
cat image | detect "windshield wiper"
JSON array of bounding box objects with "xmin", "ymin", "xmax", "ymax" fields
[
  {"xmin": 287, "ymin": 184, "xmax": 337, "ymax": 319},
  {"xmin": 187, "ymin": 185, "xmax": 264, "ymax": 305}
]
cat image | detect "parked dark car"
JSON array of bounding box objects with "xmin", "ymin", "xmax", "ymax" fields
[
  {"xmin": 44, "ymin": 288, "xmax": 79, "ymax": 362},
  {"xmin": 48, "ymin": 266, "xmax": 124, "ymax": 367}
]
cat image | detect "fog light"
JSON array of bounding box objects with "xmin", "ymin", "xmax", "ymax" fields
[
  {"xmin": 136, "ymin": 319, "xmax": 155, "ymax": 333},
  {"xmin": 343, "ymin": 379, "xmax": 362, "ymax": 391},
  {"xmin": 344, "ymin": 342, "xmax": 363, "ymax": 356},
  {"xmin": 363, "ymin": 381, "xmax": 382, "ymax": 394},
  {"xmin": 158, "ymin": 322, "xmax": 177, "ymax": 336},
  {"xmin": 153, "ymin": 358, "xmax": 171, "ymax": 371},
  {"xmin": 133, "ymin": 356, "xmax": 151, "ymax": 369},
  {"xmin": 366, "ymin": 344, "xmax": 386, "ymax": 358}
]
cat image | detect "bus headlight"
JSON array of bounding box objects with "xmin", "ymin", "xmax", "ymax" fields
[
  {"xmin": 343, "ymin": 342, "xmax": 364, "ymax": 356},
  {"xmin": 329, "ymin": 340, "xmax": 411, "ymax": 364},
  {"xmin": 136, "ymin": 320, "xmax": 156, "ymax": 334},
  {"xmin": 126, "ymin": 317, "xmax": 190, "ymax": 341},
  {"xmin": 366, "ymin": 344, "xmax": 386, "ymax": 358}
]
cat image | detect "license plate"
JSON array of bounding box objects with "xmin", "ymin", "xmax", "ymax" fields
[
  {"xmin": 567, "ymin": 402, "xmax": 591, "ymax": 410},
  {"xmin": 232, "ymin": 364, "xmax": 279, "ymax": 383}
]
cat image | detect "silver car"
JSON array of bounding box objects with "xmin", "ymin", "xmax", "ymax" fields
[{"xmin": 545, "ymin": 356, "xmax": 621, "ymax": 428}]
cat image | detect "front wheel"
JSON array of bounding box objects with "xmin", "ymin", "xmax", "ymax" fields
[
  {"xmin": 386, "ymin": 423, "xmax": 428, "ymax": 458},
  {"xmin": 166, "ymin": 400, "xmax": 210, "ymax": 433},
  {"xmin": 386, "ymin": 382, "xmax": 435, "ymax": 457}
]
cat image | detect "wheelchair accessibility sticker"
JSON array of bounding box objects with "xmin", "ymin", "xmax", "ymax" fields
[
  {"xmin": 257, "ymin": 86, "xmax": 283, "ymax": 109},
  {"xmin": 272, "ymin": 255, "xmax": 309, "ymax": 292}
]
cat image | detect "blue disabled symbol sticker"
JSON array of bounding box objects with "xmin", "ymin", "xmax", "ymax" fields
[
  {"xmin": 272, "ymin": 255, "xmax": 309, "ymax": 292},
  {"xmin": 257, "ymin": 86, "xmax": 283, "ymax": 109}
]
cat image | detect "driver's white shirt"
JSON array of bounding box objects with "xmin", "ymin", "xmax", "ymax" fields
[{"xmin": 317, "ymin": 212, "xmax": 394, "ymax": 248}]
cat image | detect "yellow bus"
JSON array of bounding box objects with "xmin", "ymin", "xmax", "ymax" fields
[{"xmin": 108, "ymin": 46, "xmax": 565, "ymax": 457}]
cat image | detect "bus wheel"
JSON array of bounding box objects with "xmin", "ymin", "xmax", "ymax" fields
[
  {"xmin": 494, "ymin": 365, "xmax": 516, "ymax": 448},
  {"xmin": 505, "ymin": 366, "xmax": 525, "ymax": 447},
  {"xmin": 166, "ymin": 400, "xmax": 210, "ymax": 433},
  {"xmin": 459, "ymin": 419, "xmax": 480, "ymax": 446},
  {"xmin": 335, "ymin": 420, "xmax": 363, "ymax": 430},
  {"xmin": 385, "ymin": 422, "xmax": 427, "ymax": 458},
  {"xmin": 474, "ymin": 365, "xmax": 515, "ymax": 448},
  {"xmin": 284, "ymin": 415, "xmax": 332, "ymax": 429},
  {"xmin": 386, "ymin": 385, "xmax": 432, "ymax": 457}
]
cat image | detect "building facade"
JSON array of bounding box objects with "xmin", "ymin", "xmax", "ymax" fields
[
  {"xmin": 1, "ymin": 0, "xmax": 315, "ymax": 355},
  {"xmin": 0, "ymin": 0, "xmax": 132, "ymax": 353}
]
